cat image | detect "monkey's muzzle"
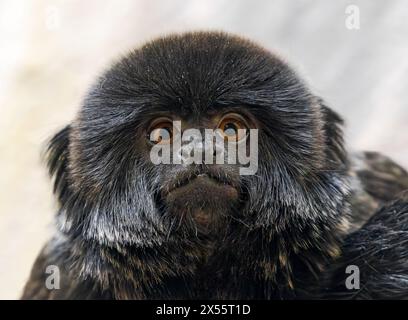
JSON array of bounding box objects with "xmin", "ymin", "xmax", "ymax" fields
[{"xmin": 162, "ymin": 169, "xmax": 240, "ymax": 230}]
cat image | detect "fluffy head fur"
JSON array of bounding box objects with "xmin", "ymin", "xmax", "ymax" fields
[{"xmin": 44, "ymin": 32, "xmax": 351, "ymax": 298}]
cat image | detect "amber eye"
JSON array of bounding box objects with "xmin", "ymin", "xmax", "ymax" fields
[
  {"xmin": 217, "ymin": 114, "xmax": 248, "ymax": 142},
  {"xmin": 149, "ymin": 119, "xmax": 174, "ymax": 144}
]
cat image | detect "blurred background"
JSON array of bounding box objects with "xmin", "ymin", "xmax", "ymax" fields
[{"xmin": 0, "ymin": 0, "xmax": 407, "ymax": 299}]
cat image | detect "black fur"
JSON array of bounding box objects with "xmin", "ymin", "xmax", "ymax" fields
[
  {"xmin": 322, "ymin": 191, "xmax": 408, "ymax": 299},
  {"xmin": 22, "ymin": 32, "xmax": 408, "ymax": 299}
]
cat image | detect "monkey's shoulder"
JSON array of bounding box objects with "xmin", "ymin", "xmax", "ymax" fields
[
  {"xmin": 351, "ymin": 151, "xmax": 408, "ymax": 201},
  {"xmin": 326, "ymin": 190, "xmax": 408, "ymax": 299},
  {"xmin": 21, "ymin": 237, "xmax": 108, "ymax": 300},
  {"xmin": 347, "ymin": 151, "xmax": 408, "ymax": 231}
]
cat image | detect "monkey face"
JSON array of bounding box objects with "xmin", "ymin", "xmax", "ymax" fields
[
  {"xmin": 146, "ymin": 112, "xmax": 256, "ymax": 234},
  {"xmin": 52, "ymin": 32, "xmax": 348, "ymax": 246}
]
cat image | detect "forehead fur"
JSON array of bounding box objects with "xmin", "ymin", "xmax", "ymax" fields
[{"xmin": 87, "ymin": 31, "xmax": 310, "ymax": 118}]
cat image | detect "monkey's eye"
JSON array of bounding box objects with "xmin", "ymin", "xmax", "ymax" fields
[
  {"xmin": 149, "ymin": 119, "xmax": 174, "ymax": 144},
  {"xmin": 217, "ymin": 114, "xmax": 248, "ymax": 142}
]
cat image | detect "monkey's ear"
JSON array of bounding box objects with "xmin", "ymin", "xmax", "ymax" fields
[
  {"xmin": 317, "ymin": 99, "xmax": 347, "ymax": 167},
  {"xmin": 44, "ymin": 125, "xmax": 71, "ymax": 203}
]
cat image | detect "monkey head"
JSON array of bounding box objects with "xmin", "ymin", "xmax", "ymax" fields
[{"xmin": 48, "ymin": 32, "xmax": 350, "ymax": 254}]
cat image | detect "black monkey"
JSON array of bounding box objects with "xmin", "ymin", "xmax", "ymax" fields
[{"xmin": 22, "ymin": 32, "xmax": 408, "ymax": 299}]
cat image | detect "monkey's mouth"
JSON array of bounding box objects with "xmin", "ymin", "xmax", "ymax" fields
[
  {"xmin": 164, "ymin": 172, "xmax": 237, "ymax": 195},
  {"xmin": 160, "ymin": 170, "xmax": 241, "ymax": 231}
]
